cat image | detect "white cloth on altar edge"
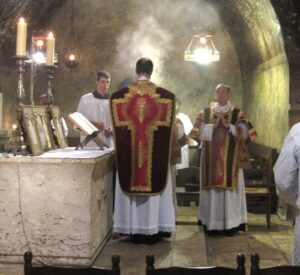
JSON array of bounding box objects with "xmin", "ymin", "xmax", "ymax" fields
[
  {"xmin": 113, "ymin": 166, "xmax": 176, "ymax": 235},
  {"xmin": 39, "ymin": 147, "xmax": 114, "ymax": 159}
]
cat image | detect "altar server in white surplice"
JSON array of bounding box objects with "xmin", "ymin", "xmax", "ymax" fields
[
  {"xmin": 111, "ymin": 58, "xmax": 176, "ymax": 245},
  {"xmin": 189, "ymin": 84, "xmax": 257, "ymax": 236},
  {"xmin": 76, "ymin": 71, "xmax": 114, "ymax": 148},
  {"xmin": 274, "ymin": 123, "xmax": 300, "ymax": 265},
  {"xmin": 175, "ymin": 99, "xmax": 193, "ymax": 169}
]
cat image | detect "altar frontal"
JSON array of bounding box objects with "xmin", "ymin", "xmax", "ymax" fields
[{"xmin": 111, "ymin": 80, "xmax": 175, "ymax": 195}]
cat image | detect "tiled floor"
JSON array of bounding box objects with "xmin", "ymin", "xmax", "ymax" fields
[
  {"xmin": 179, "ymin": 206, "xmax": 294, "ymax": 267},
  {"xmin": 95, "ymin": 223, "xmax": 206, "ymax": 274},
  {"xmin": 95, "ymin": 207, "xmax": 294, "ymax": 275},
  {"xmin": 205, "ymin": 213, "xmax": 294, "ymax": 272},
  {"xmin": 0, "ymin": 206, "xmax": 295, "ymax": 275}
]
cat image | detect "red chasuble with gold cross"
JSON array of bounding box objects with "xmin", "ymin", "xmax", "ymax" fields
[{"xmin": 110, "ymin": 80, "xmax": 175, "ymax": 195}]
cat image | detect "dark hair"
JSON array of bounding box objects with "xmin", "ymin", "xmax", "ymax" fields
[
  {"xmin": 96, "ymin": 71, "xmax": 110, "ymax": 81},
  {"xmin": 136, "ymin": 58, "xmax": 153, "ymax": 75}
]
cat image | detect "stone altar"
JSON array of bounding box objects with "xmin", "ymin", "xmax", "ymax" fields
[{"xmin": 0, "ymin": 148, "xmax": 115, "ymax": 266}]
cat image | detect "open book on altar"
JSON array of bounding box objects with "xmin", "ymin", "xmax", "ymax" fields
[
  {"xmin": 68, "ymin": 112, "xmax": 98, "ymax": 135},
  {"xmin": 68, "ymin": 112, "xmax": 108, "ymax": 149}
]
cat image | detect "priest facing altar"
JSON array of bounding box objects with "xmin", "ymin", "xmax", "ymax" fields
[{"xmin": 110, "ymin": 57, "xmax": 176, "ymax": 245}]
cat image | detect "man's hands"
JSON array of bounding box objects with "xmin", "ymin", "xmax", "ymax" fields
[
  {"xmin": 214, "ymin": 112, "xmax": 229, "ymax": 129},
  {"xmin": 92, "ymin": 121, "xmax": 112, "ymax": 136},
  {"xmin": 92, "ymin": 121, "xmax": 105, "ymax": 130},
  {"xmin": 104, "ymin": 127, "xmax": 113, "ymax": 137}
]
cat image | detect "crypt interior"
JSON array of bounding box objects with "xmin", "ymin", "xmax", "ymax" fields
[{"xmin": 0, "ymin": 0, "xmax": 300, "ymax": 274}]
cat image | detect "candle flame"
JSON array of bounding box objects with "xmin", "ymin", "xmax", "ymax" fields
[
  {"xmin": 19, "ymin": 17, "xmax": 25, "ymax": 23},
  {"xmin": 36, "ymin": 39, "xmax": 44, "ymax": 47},
  {"xmin": 12, "ymin": 124, "xmax": 17, "ymax": 130},
  {"xmin": 48, "ymin": 32, "xmax": 54, "ymax": 39},
  {"xmin": 69, "ymin": 54, "xmax": 75, "ymax": 61}
]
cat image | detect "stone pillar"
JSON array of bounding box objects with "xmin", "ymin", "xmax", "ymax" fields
[{"xmin": 0, "ymin": 92, "xmax": 2, "ymax": 128}]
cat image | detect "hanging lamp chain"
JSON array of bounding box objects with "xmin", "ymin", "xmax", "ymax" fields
[{"xmin": 70, "ymin": 0, "xmax": 75, "ymax": 47}]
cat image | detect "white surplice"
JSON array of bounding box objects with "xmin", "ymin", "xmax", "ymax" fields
[
  {"xmin": 197, "ymin": 104, "xmax": 248, "ymax": 230},
  {"xmin": 112, "ymin": 75, "xmax": 176, "ymax": 235},
  {"xmin": 176, "ymin": 112, "xmax": 193, "ymax": 169},
  {"xmin": 273, "ymin": 123, "xmax": 300, "ymax": 265},
  {"xmin": 76, "ymin": 92, "xmax": 114, "ymax": 148},
  {"xmin": 113, "ymin": 166, "xmax": 176, "ymax": 235}
]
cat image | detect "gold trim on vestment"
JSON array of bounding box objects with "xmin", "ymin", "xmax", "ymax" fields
[
  {"xmin": 189, "ymin": 112, "xmax": 204, "ymax": 141},
  {"xmin": 201, "ymin": 107, "xmax": 240, "ymax": 190},
  {"xmin": 111, "ymin": 80, "xmax": 173, "ymax": 193}
]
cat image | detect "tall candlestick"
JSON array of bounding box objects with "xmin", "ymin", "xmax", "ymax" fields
[
  {"xmin": 46, "ymin": 32, "xmax": 55, "ymax": 66},
  {"xmin": 16, "ymin": 17, "xmax": 27, "ymax": 56}
]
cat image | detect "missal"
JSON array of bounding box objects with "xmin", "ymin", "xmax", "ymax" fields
[
  {"xmin": 68, "ymin": 112, "xmax": 108, "ymax": 149},
  {"xmin": 68, "ymin": 112, "xmax": 98, "ymax": 136}
]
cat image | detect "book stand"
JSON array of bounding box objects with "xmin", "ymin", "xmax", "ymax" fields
[{"xmin": 75, "ymin": 131, "xmax": 108, "ymax": 150}]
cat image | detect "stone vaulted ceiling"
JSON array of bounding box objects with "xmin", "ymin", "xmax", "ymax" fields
[{"xmin": 0, "ymin": 0, "xmax": 299, "ymax": 64}]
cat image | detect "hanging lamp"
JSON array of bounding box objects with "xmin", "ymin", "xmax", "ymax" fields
[
  {"xmin": 184, "ymin": 33, "xmax": 220, "ymax": 64},
  {"xmin": 184, "ymin": 0, "xmax": 220, "ymax": 64},
  {"xmin": 64, "ymin": 0, "xmax": 79, "ymax": 70}
]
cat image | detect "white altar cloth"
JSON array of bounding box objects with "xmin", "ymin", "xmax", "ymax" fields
[{"xmin": 39, "ymin": 147, "xmax": 114, "ymax": 159}]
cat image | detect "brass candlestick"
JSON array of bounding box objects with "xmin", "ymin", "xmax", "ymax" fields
[
  {"xmin": 6, "ymin": 110, "xmax": 27, "ymax": 155},
  {"xmin": 16, "ymin": 56, "xmax": 27, "ymax": 103},
  {"xmin": 46, "ymin": 65, "xmax": 56, "ymax": 106},
  {"xmin": 45, "ymin": 64, "xmax": 59, "ymax": 147},
  {"xmin": 6, "ymin": 56, "xmax": 29, "ymax": 155}
]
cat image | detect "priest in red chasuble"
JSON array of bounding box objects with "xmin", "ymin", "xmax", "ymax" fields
[
  {"xmin": 110, "ymin": 58, "xmax": 176, "ymax": 244},
  {"xmin": 189, "ymin": 84, "xmax": 257, "ymax": 236}
]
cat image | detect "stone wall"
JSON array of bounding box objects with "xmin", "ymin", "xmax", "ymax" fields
[
  {"xmin": 243, "ymin": 56, "xmax": 289, "ymax": 149},
  {"xmin": 0, "ymin": 92, "xmax": 2, "ymax": 128},
  {"xmin": 216, "ymin": 0, "xmax": 289, "ymax": 149},
  {"xmin": 0, "ymin": 0, "xmax": 290, "ymax": 149},
  {"xmin": 0, "ymin": 0, "xmax": 243, "ymax": 136}
]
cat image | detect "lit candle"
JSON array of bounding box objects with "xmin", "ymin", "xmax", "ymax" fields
[
  {"xmin": 12, "ymin": 124, "xmax": 17, "ymax": 130},
  {"xmin": 16, "ymin": 17, "xmax": 27, "ymax": 56},
  {"xmin": 46, "ymin": 32, "xmax": 55, "ymax": 66}
]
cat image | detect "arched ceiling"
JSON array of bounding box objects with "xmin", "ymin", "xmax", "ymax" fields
[
  {"xmin": 0, "ymin": 0, "xmax": 298, "ymax": 67},
  {"xmin": 0, "ymin": 0, "xmax": 294, "ymax": 148},
  {"xmin": 212, "ymin": 0, "xmax": 284, "ymax": 73}
]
